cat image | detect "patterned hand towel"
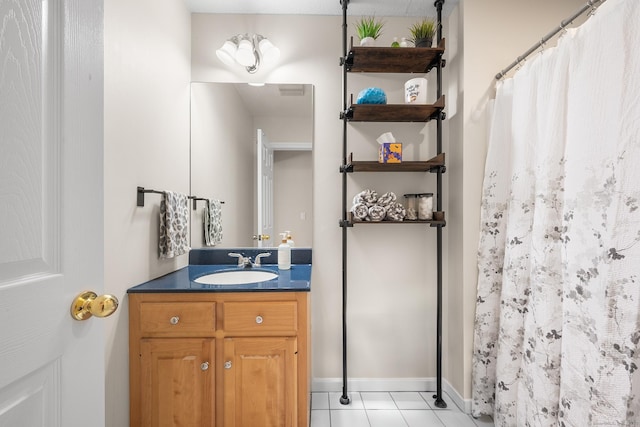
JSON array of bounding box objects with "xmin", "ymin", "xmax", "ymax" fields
[
  {"xmin": 351, "ymin": 202, "xmax": 370, "ymax": 221},
  {"xmin": 368, "ymin": 204, "xmax": 386, "ymax": 222},
  {"xmin": 159, "ymin": 191, "xmax": 190, "ymax": 259},
  {"xmin": 204, "ymin": 199, "xmax": 223, "ymax": 246},
  {"xmin": 386, "ymin": 202, "xmax": 406, "ymax": 221},
  {"xmin": 377, "ymin": 191, "xmax": 397, "ymax": 208},
  {"xmin": 352, "ymin": 189, "xmax": 378, "ymax": 207}
]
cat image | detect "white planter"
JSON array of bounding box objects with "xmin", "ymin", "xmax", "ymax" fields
[{"xmin": 359, "ymin": 37, "xmax": 376, "ymax": 47}]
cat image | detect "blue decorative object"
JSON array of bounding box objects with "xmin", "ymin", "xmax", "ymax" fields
[{"xmin": 356, "ymin": 87, "xmax": 387, "ymax": 104}]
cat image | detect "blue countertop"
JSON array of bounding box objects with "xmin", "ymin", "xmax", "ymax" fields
[{"xmin": 127, "ymin": 263, "xmax": 311, "ymax": 293}]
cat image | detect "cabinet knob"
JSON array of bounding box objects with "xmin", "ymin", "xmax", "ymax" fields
[
  {"xmin": 224, "ymin": 361, "xmax": 232, "ymax": 369},
  {"xmin": 169, "ymin": 316, "xmax": 180, "ymax": 325},
  {"xmin": 200, "ymin": 362, "xmax": 209, "ymax": 371},
  {"xmin": 255, "ymin": 315, "xmax": 264, "ymax": 324}
]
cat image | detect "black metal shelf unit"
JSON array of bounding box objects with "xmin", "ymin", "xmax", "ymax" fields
[{"xmin": 338, "ymin": 0, "xmax": 448, "ymax": 409}]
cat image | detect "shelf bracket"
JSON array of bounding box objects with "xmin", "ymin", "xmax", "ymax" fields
[
  {"xmin": 427, "ymin": 110, "xmax": 442, "ymax": 122},
  {"xmin": 339, "ymin": 219, "xmax": 353, "ymax": 228},
  {"xmin": 339, "ymin": 164, "xmax": 353, "ymax": 173},
  {"xmin": 341, "ymin": 108, "xmax": 354, "ymax": 121},
  {"xmin": 429, "ymin": 165, "xmax": 446, "ymax": 174},
  {"xmin": 344, "ymin": 52, "xmax": 354, "ymax": 71}
]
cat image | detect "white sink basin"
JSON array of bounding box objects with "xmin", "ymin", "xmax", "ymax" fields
[{"xmin": 195, "ymin": 270, "xmax": 278, "ymax": 285}]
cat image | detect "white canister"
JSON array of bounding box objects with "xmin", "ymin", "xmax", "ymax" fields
[
  {"xmin": 417, "ymin": 193, "xmax": 434, "ymax": 220},
  {"xmin": 404, "ymin": 77, "xmax": 428, "ymax": 104}
]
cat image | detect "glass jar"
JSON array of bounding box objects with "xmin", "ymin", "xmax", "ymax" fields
[
  {"xmin": 403, "ymin": 194, "xmax": 418, "ymax": 220},
  {"xmin": 417, "ymin": 193, "xmax": 433, "ymax": 220}
]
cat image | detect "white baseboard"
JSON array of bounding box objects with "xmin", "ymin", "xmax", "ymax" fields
[{"xmin": 311, "ymin": 377, "xmax": 471, "ymax": 414}]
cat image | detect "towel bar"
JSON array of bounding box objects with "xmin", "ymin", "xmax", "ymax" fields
[{"xmin": 136, "ymin": 186, "xmax": 224, "ymax": 209}]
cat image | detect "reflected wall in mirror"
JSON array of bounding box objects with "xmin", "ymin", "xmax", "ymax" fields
[{"xmin": 190, "ymin": 82, "xmax": 314, "ymax": 249}]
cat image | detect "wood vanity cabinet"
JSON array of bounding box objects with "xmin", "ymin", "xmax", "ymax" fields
[{"xmin": 129, "ymin": 291, "xmax": 310, "ymax": 427}]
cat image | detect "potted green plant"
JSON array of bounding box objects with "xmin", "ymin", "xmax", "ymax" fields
[
  {"xmin": 354, "ymin": 16, "xmax": 384, "ymax": 46},
  {"xmin": 409, "ymin": 18, "xmax": 437, "ymax": 48}
]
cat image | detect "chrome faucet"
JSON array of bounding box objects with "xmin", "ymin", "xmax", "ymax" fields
[
  {"xmin": 228, "ymin": 252, "xmax": 272, "ymax": 268},
  {"xmin": 228, "ymin": 252, "xmax": 251, "ymax": 268},
  {"xmin": 253, "ymin": 252, "xmax": 271, "ymax": 267}
]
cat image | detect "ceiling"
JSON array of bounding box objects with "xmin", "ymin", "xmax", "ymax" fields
[
  {"xmin": 233, "ymin": 83, "xmax": 313, "ymax": 118},
  {"xmin": 185, "ymin": 0, "xmax": 459, "ymax": 17}
]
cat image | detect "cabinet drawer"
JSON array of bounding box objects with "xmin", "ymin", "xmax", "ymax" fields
[
  {"xmin": 139, "ymin": 302, "xmax": 216, "ymax": 336},
  {"xmin": 223, "ymin": 301, "xmax": 297, "ymax": 334}
]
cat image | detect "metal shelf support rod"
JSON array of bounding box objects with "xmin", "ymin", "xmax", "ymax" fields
[
  {"xmin": 339, "ymin": 0, "xmax": 351, "ymax": 407},
  {"xmin": 433, "ymin": 0, "xmax": 447, "ymax": 410}
]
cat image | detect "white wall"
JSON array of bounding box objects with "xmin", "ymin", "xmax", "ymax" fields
[
  {"xmin": 273, "ymin": 150, "xmax": 313, "ymax": 247},
  {"xmin": 255, "ymin": 115, "xmax": 313, "ymax": 143},
  {"xmin": 103, "ymin": 0, "xmax": 191, "ymax": 425}
]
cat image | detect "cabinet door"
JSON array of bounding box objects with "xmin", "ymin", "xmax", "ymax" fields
[
  {"xmin": 140, "ymin": 338, "xmax": 215, "ymax": 427},
  {"xmin": 223, "ymin": 337, "xmax": 297, "ymax": 427}
]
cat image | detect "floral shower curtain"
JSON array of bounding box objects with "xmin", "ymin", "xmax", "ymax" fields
[{"xmin": 472, "ymin": 0, "xmax": 640, "ymax": 425}]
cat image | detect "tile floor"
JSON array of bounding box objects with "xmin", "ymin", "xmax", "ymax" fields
[{"xmin": 310, "ymin": 391, "xmax": 494, "ymax": 427}]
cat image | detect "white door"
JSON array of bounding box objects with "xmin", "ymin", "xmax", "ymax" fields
[
  {"xmin": 0, "ymin": 0, "xmax": 106, "ymax": 426},
  {"xmin": 256, "ymin": 129, "xmax": 274, "ymax": 248}
]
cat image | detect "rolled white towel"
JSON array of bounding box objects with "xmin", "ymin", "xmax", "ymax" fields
[
  {"xmin": 351, "ymin": 202, "xmax": 369, "ymax": 221},
  {"xmin": 377, "ymin": 192, "xmax": 397, "ymax": 208},
  {"xmin": 352, "ymin": 189, "xmax": 378, "ymax": 207},
  {"xmin": 386, "ymin": 202, "xmax": 406, "ymax": 221},
  {"xmin": 369, "ymin": 205, "xmax": 386, "ymax": 222}
]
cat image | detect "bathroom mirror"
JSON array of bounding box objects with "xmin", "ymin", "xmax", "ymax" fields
[{"xmin": 190, "ymin": 82, "xmax": 314, "ymax": 249}]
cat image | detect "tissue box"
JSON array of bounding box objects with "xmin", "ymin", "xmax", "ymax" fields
[{"xmin": 378, "ymin": 143, "xmax": 402, "ymax": 163}]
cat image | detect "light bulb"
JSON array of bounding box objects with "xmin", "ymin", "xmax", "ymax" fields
[
  {"xmin": 258, "ymin": 38, "xmax": 280, "ymax": 65},
  {"xmin": 235, "ymin": 38, "xmax": 256, "ymax": 67},
  {"xmin": 215, "ymin": 40, "xmax": 238, "ymax": 66}
]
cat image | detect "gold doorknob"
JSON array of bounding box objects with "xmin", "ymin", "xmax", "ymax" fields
[{"xmin": 70, "ymin": 291, "xmax": 119, "ymax": 321}]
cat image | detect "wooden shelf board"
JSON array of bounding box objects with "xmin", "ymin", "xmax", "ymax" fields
[
  {"xmin": 346, "ymin": 39, "xmax": 445, "ymax": 73},
  {"xmin": 346, "ymin": 212, "xmax": 446, "ymax": 226},
  {"xmin": 346, "ymin": 96, "xmax": 444, "ymax": 122},
  {"xmin": 345, "ymin": 153, "xmax": 445, "ymax": 172},
  {"xmin": 350, "ymin": 219, "xmax": 446, "ymax": 226}
]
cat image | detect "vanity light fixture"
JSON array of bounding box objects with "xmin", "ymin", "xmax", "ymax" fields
[{"xmin": 216, "ymin": 33, "xmax": 280, "ymax": 74}]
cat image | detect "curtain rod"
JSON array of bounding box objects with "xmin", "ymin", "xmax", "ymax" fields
[{"xmin": 495, "ymin": 0, "xmax": 606, "ymax": 80}]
